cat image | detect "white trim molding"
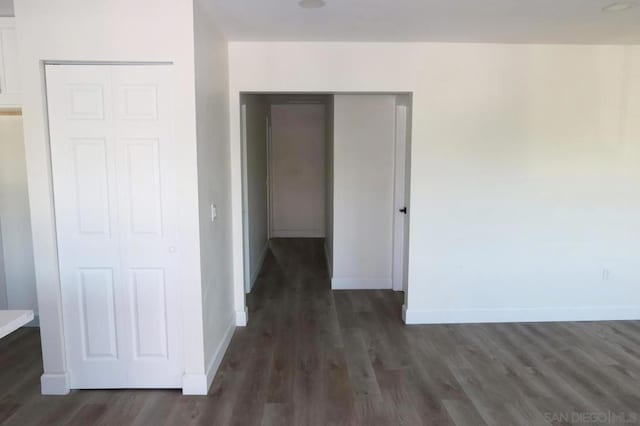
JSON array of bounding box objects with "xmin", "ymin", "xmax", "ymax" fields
[
  {"xmin": 41, "ymin": 372, "xmax": 70, "ymax": 395},
  {"xmin": 270, "ymin": 230, "xmax": 325, "ymax": 238},
  {"xmin": 182, "ymin": 313, "xmax": 236, "ymax": 396},
  {"xmin": 182, "ymin": 374, "xmax": 208, "ymax": 396},
  {"xmin": 403, "ymin": 306, "xmax": 640, "ymax": 325},
  {"xmin": 205, "ymin": 313, "xmax": 236, "ymax": 390},
  {"xmin": 235, "ymin": 307, "xmax": 248, "ymax": 326},
  {"xmin": 331, "ymin": 277, "xmax": 392, "ymax": 290}
]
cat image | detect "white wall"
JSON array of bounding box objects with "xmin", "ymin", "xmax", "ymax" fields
[
  {"xmin": 332, "ymin": 95, "xmax": 396, "ymax": 289},
  {"xmin": 15, "ymin": 0, "xmax": 205, "ymax": 394},
  {"xmin": 193, "ymin": 0, "xmax": 235, "ymax": 393},
  {"xmin": 409, "ymin": 44, "xmax": 640, "ymax": 323},
  {"xmin": 0, "ymin": 115, "xmax": 37, "ymax": 315},
  {"xmin": 241, "ymin": 94, "xmax": 269, "ymax": 290},
  {"xmin": 228, "ymin": 42, "xmax": 640, "ymax": 324},
  {"xmin": 270, "ymin": 104, "xmax": 326, "ymax": 238}
]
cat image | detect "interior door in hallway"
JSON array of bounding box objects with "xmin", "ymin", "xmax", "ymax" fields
[
  {"xmin": 270, "ymin": 104, "xmax": 326, "ymax": 238},
  {"xmin": 46, "ymin": 64, "xmax": 183, "ymax": 389},
  {"xmin": 332, "ymin": 94, "xmax": 397, "ymax": 290}
]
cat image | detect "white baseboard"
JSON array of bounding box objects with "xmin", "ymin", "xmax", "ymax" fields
[
  {"xmin": 235, "ymin": 307, "xmax": 248, "ymax": 326},
  {"xmin": 323, "ymin": 242, "xmax": 332, "ymax": 277},
  {"xmin": 205, "ymin": 313, "xmax": 236, "ymax": 390},
  {"xmin": 182, "ymin": 313, "xmax": 236, "ymax": 396},
  {"xmin": 403, "ymin": 306, "xmax": 640, "ymax": 325},
  {"xmin": 270, "ymin": 229, "xmax": 324, "ymax": 238},
  {"xmin": 182, "ymin": 373, "xmax": 208, "ymax": 396},
  {"xmin": 331, "ymin": 277, "xmax": 392, "ymax": 290},
  {"xmin": 249, "ymin": 243, "xmax": 269, "ymax": 291},
  {"xmin": 41, "ymin": 372, "xmax": 70, "ymax": 395}
]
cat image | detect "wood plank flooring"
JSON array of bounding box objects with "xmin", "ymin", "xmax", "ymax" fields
[{"xmin": 1, "ymin": 238, "xmax": 640, "ymax": 425}]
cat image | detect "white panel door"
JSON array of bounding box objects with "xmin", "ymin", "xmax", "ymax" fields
[{"xmin": 46, "ymin": 64, "xmax": 182, "ymax": 389}]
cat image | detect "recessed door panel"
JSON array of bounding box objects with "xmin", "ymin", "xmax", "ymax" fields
[
  {"xmin": 67, "ymin": 85, "xmax": 105, "ymax": 120},
  {"xmin": 124, "ymin": 139, "xmax": 163, "ymax": 235},
  {"xmin": 72, "ymin": 139, "xmax": 111, "ymax": 235},
  {"xmin": 120, "ymin": 85, "xmax": 158, "ymax": 120},
  {"xmin": 131, "ymin": 268, "xmax": 168, "ymax": 358},
  {"xmin": 78, "ymin": 268, "xmax": 118, "ymax": 359}
]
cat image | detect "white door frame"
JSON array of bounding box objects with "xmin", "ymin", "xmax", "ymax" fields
[
  {"xmin": 32, "ymin": 60, "xmax": 212, "ymax": 395},
  {"xmin": 241, "ymin": 104, "xmax": 252, "ymax": 294},
  {"xmin": 241, "ymin": 102, "xmax": 273, "ymax": 293},
  {"xmin": 45, "ymin": 62, "xmax": 184, "ymax": 390},
  {"xmin": 266, "ymin": 113, "xmax": 273, "ymax": 239},
  {"xmin": 233, "ymin": 92, "xmax": 413, "ymax": 325},
  {"xmin": 392, "ymin": 104, "xmax": 408, "ymax": 292}
]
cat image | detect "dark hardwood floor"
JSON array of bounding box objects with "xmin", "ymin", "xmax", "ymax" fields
[{"xmin": 2, "ymin": 238, "xmax": 640, "ymax": 425}]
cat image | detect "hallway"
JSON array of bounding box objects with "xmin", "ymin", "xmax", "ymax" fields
[
  {"xmin": 1, "ymin": 239, "xmax": 640, "ymax": 425},
  {"xmin": 213, "ymin": 238, "xmax": 411, "ymax": 424}
]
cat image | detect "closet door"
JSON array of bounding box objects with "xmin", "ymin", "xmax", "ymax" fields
[{"xmin": 46, "ymin": 64, "xmax": 182, "ymax": 389}]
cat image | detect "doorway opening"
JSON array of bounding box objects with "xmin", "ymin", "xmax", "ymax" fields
[{"xmin": 240, "ymin": 93, "xmax": 412, "ymax": 320}]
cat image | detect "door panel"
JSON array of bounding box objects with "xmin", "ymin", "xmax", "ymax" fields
[
  {"xmin": 124, "ymin": 140, "xmax": 163, "ymax": 235},
  {"xmin": 72, "ymin": 139, "xmax": 111, "ymax": 234},
  {"xmin": 78, "ymin": 268, "xmax": 118, "ymax": 359},
  {"xmin": 130, "ymin": 268, "xmax": 168, "ymax": 358},
  {"xmin": 47, "ymin": 65, "xmax": 125, "ymax": 387},
  {"xmin": 46, "ymin": 64, "xmax": 182, "ymax": 389},
  {"xmin": 112, "ymin": 66, "xmax": 181, "ymax": 386}
]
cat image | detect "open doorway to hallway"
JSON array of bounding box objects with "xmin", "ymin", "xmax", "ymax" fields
[
  {"xmin": 241, "ymin": 94, "xmax": 331, "ymax": 294},
  {"xmin": 240, "ymin": 93, "xmax": 412, "ymax": 320}
]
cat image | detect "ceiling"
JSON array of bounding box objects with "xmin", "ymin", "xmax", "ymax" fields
[
  {"xmin": 208, "ymin": 0, "xmax": 640, "ymax": 44},
  {"xmin": 2, "ymin": 0, "xmax": 638, "ymax": 43}
]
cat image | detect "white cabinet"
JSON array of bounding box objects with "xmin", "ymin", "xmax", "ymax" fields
[{"xmin": 0, "ymin": 18, "xmax": 20, "ymax": 108}]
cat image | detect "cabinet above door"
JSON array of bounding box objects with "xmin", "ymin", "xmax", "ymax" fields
[{"xmin": 0, "ymin": 18, "xmax": 20, "ymax": 108}]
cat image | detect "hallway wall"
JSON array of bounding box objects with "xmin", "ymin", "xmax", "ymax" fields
[
  {"xmin": 194, "ymin": 0, "xmax": 236, "ymax": 393},
  {"xmin": 241, "ymin": 95, "xmax": 269, "ymax": 291},
  {"xmin": 0, "ymin": 115, "xmax": 37, "ymax": 316}
]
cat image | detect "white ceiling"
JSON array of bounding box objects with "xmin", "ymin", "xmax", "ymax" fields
[
  {"xmin": 1, "ymin": 0, "xmax": 638, "ymax": 43},
  {"xmin": 208, "ymin": 0, "xmax": 640, "ymax": 44}
]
